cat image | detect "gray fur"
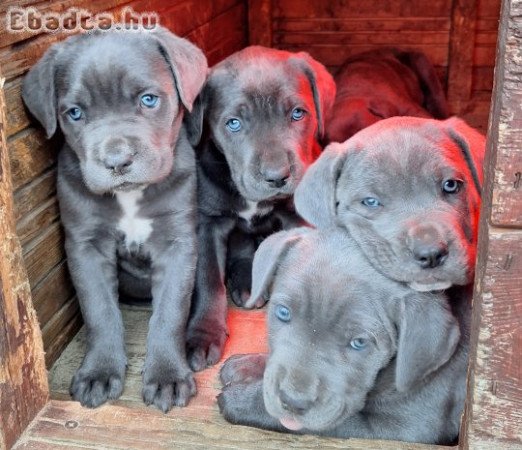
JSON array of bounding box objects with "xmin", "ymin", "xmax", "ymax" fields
[
  {"xmin": 218, "ymin": 227, "xmax": 469, "ymax": 445},
  {"xmin": 22, "ymin": 27, "xmax": 207, "ymax": 412},
  {"xmin": 294, "ymin": 116, "xmax": 485, "ymax": 291},
  {"xmin": 184, "ymin": 46, "xmax": 335, "ymax": 371}
]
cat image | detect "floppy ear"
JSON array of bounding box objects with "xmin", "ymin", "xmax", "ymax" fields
[
  {"xmin": 22, "ymin": 45, "xmax": 62, "ymax": 138},
  {"xmin": 397, "ymin": 50, "xmax": 449, "ymax": 119},
  {"xmin": 294, "ymin": 142, "xmax": 349, "ymax": 228},
  {"xmin": 367, "ymin": 99, "xmax": 401, "ymax": 119},
  {"xmin": 444, "ymin": 117, "xmax": 485, "ymax": 195},
  {"xmin": 395, "ymin": 294, "xmax": 460, "ymax": 392},
  {"xmin": 291, "ymin": 52, "xmax": 336, "ymax": 139},
  {"xmin": 245, "ymin": 228, "xmax": 309, "ymax": 309},
  {"xmin": 184, "ymin": 92, "xmax": 206, "ymax": 146},
  {"xmin": 151, "ymin": 27, "xmax": 208, "ymax": 112}
]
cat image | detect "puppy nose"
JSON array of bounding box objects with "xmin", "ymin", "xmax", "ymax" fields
[
  {"xmin": 262, "ymin": 167, "xmax": 290, "ymax": 188},
  {"xmin": 279, "ymin": 389, "xmax": 313, "ymax": 415},
  {"xmin": 413, "ymin": 243, "xmax": 449, "ymax": 268},
  {"xmin": 104, "ymin": 153, "xmax": 133, "ymax": 175}
]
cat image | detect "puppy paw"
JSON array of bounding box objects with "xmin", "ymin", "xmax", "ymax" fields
[
  {"xmin": 226, "ymin": 259, "xmax": 253, "ymax": 307},
  {"xmin": 70, "ymin": 353, "xmax": 126, "ymax": 408},
  {"xmin": 220, "ymin": 353, "xmax": 267, "ymax": 386},
  {"xmin": 217, "ymin": 384, "xmax": 246, "ymax": 424},
  {"xmin": 142, "ymin": 363, "xmax": 196, "ymax": 412},
  {"xmin": 186, "ymin": 327, "xmax": 228, "ymax": 372}
]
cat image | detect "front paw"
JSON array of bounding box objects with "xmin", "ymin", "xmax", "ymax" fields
[
  {"xmin": 226, "ymin": 259, "xmax": 253, "ymax": 307},
  {"xmin": 220, "ymin": 353, "xmax": 267, "ymax": 386},
  {"xmin": 70, "ymin": 352, "xmax": 126, "ymax": 408},
  {"xmin": 186, "ymin": 325, "xmax": 228, "ymax": 372},
  {"xmin": 142, "ymin": 358, "xmax": 196, "ymax": 412}
]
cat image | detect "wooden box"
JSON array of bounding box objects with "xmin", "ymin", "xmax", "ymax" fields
[{"xmin": 0, "ymin": 0, "xmax": 520, "ymax": 448}]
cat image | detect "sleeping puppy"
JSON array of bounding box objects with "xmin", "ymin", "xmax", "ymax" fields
[
  {"xmin": 295, "ymin": 117, "xmax": 485, "ymax": 292},
  {"xmin": 22, "ymin": 28, "xmax": 207, "ymax": 412},
  {"xmin": 184, "ymin": 46, "xmax": 336, "ymax": 371},
  {"xmin": 325, "ymin": 48, "xmax": 449, "ymax": 143},
  {"xmin": 218, "ymin": 227, "xmax": 469, "ymax": 445}
]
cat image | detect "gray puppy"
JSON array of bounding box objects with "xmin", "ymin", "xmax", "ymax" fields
[
  {"xmin": 295, "ymin": 117, "xmax": 485, "ymax": 292},
  {"xmin": 218, "ymin": 227, "xmax": 468, "ymax": 445},
  {"xmin": 325, "ymin": 48, "xmax": 449, "ymax": 144},
  {"xmin": 184, "ymin": 46, "xmax": 336, "ymax": 371},
  {"xmin": 22, "ymin": 28, "xmax": 207, "ymax": 412}
]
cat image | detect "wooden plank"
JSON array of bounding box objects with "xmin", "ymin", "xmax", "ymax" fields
[
  {"xmin": 0, "ymin": 70, "xmax": 48, "ymax": 450},
  {"xmin": 8, "ymin": 127, "xmax": 58, "ymax": 191},
  {"xmin": 13, "ymin": 168, "xmax": 56, "ymax": 222},
  {"xmin": 460, "ymin": 1, "xmax": 522, "ymax": 447},
  {"xmin": 16, "ymin": 196, "xmax": 60, "ymax": 246},
  {"xmin": 273, "ymin": 17, "xmax": 451, "ymax": 32},
  {"xmin": 44, "ymin": 311, "xmax": 83, "ymax": 369},
  {"xmin": 447, "ymin": 0, "xmax": 478, "ymax": 114},
  {"xmin": 16, "ymin": 400, "xmax": 451, "ymax": 450},
  {"xmin": 5, "ymin": 77, "xmax": 29, "ymax": 137},
  {"xmin": 248, "ymin": 0, "xmax": 272, "ymax": 46},
  {"xmin": 22, "ymin": 220, "xmax": 65, "ymax": 288},
  {"xmin": 31, "ymin": 260, "xmax": 75, "ymax": 330},
  {"xmin": 41, "ymin": 296, "xmax": 80, "ymax": 351},
  {"xmin": 472, "ymin": 67, "xmax": 495, "ymax": 92},
  {"xmin": 487, "ymin": 0, "xmax": 522, "ymax": 227},
  {"xmin": 274, "ymin": 31, "xmax": 450, "ymax": 46}
]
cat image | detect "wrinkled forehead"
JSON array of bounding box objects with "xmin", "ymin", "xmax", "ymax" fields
[
  {"xmin": 340, "ymin": 123, "xmax": 466, "ymax": 188},
  {"xmin": 56, "ymin": 34, "xmax": 175, "ymax": 105}
]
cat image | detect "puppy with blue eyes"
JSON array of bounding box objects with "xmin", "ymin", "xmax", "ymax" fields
[
  {"xmin": 218, "ymin": 227, "xmax": 469, "ymax": 445},
  {"xmin": 22, "ymin": 27, "xmax": 207, "ymax": 412},
  {"xmin": 184, "ymin": 46, "xmax": 336, "ymax": 372}
]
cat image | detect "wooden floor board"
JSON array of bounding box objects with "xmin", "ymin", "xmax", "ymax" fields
[{"xmin": 15, "ymin": 305, "xmax": 453, "ymax": 449}]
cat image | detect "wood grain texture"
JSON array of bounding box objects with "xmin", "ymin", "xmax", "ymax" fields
[
  {"xmin": 0, "ymin": 75, "xmax": 48, "ymax": 450},
  {"xmin": 447, "ymin": 0, "xmax": 478, "ymax": 114},
  {"xmin": 38, "ymin": 306, "xmax": 452, "ymax": 450},
  {"xmin": 487, "ymin": 0, "xmax": 522, "ymax": 227},
  {"xmin": 248, "ymin": 0, "xmax": 272, "ymax": 46}
]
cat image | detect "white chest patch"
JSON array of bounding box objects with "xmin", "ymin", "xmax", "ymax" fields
[
  {"xmin": 238, "ymin": 200, "xmax": 274, "ymax": 224},
  {"xmin": 115, "ymin": 190, "xmax": 153, "ymax": 249}
]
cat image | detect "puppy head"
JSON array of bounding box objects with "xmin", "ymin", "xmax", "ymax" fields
[
  {"xmin": 186, "ymin": 46, "xmax": 336, "ymax": 202},
  {"xmin": 22, "ymin": 27, "xmax": 207, "ymax": 194},
  {"xmin": 295, "ymin": 117, "xmax": 485, "ymax": 291},
  {"xmin": 248, "ymin": 229, "xmax": 459, "ymax": 432}
]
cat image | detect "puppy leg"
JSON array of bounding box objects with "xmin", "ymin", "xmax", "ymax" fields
[
  {"xmin": 226, "ymin": 229, "xmax": 257, "ymax": 307},
  {"xmin": 67, "ymin": 240, "xmax": 126, "ymax": 408},
  {"xmin": 218, "ymin": 379, "xmax": 285, "ymax": 432},
  {"xmin": 187, "ymin": 216, "xmax": 235, "ymax": 371},
  {"xmin": 142, "ymin": 240, "xmax": 197, "ymax": 412},
  {"xmin": 220, "ymin": 353, "xmax": 268, "ymax": 386}
]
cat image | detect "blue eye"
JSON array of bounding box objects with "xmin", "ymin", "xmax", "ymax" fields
[
  {"xmin": 442, "ymin": 179, "xmax": 462, "ymax": 194},
  {"xmin": 226, "ymin": 118, "xmax": 242, "ymax": 132},
  {"xmin": 67, "ymin": 107, "xmax": 83, "ymax": 121},
  {"xmin": 361, "ymin": 197, "xmax": 382, "ymax": 208},
  {"xmin": 275, "ymin": 304, "xmax": 291, "ymax": 323},
  {"xmin": 350, "ymin": 338, "xmax": 367, "ymax": 351},
  {"xmin": 291, "ymin": 108, "xmax": 305, "ymax": 121},
  {"xmin": 140, "ymin": 94, "xmax": 159, "ymax": 108}
]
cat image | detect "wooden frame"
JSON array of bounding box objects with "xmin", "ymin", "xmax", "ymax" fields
[{"xmin": 0, "ymin": 0, "xmax": 521, "ymax": 448}]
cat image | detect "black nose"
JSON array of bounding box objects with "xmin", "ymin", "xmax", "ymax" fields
[
  {"xmin": 104, "ymin": 153, "xmax": 133, "ymax": 175},
  {"xmin": 279, "ymin": 389, "xmax": 313, "ymax": 415},
  {"xmin": 262, "ymin": 167, "xmax": 290, "ymax": 188},
  {"xmin": 413, "ymin": 243, "xmax": 449, "ymax": 268}
]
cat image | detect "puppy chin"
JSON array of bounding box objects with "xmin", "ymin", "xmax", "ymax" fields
[{"xmin": 408, "ymin": 280, "xmax": 452, "ymax": 292}]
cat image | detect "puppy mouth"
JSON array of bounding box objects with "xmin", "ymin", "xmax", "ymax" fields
[
  {"xmin": 279, "ymin": 415, "xmax": 304, "ymax": 431},
  {"xmin": 408, "ymin": 280, "xmax": 452, "ymax": 292},
  {"xmin": 113, "ymin": 182, "xmax": 145, "ymax": 192}
]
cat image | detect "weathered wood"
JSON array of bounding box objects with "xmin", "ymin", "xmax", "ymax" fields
[
  {"xmin": 16, "ymin": 196, "xmax": 60, "ymax": 246},
  {"xmin": 22, "ymin": 220, "xmax": 65, "ymax": 288},
  {"xmin": 31, "ymin": 260, "xmax": 75, "ymax": 329},
  {"xmin": 461, "ymin": 1, "xmax": 522, "ymax": 447},
  {"xmin": 5, "ymin": 78, "xmax": 29, "ymax": 137},
  {"xmin": 487, "ymin": 0, "xmax": 522, "ymax": 227},
  {"xmin": 13, "ymin": 168, "xmax": 56, "ymax": 222},
  {"xmin": 15, "ymin": 400, "xmax": 452, "ymax": 450},
  {"xmin": 248, "ymin": 0, "xmax": 272, "ymax": 46},
  {"xmin": 44, "ymin": 311, "xmax": 83, "ymax": 369},
  {"xmin": 447, "ymin": 0, "xmax": 479, "ymax": 114},
  {"xmin": 0, "ymin": 74, "xmax": 48, "ymax": 450},
  {"xmin": 41, "ymin": 296, "xmax": 80, "ymax": 351},
  {"xmin": 8, "ymin": 128, "xmax": 58, "ymax": 191}
]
